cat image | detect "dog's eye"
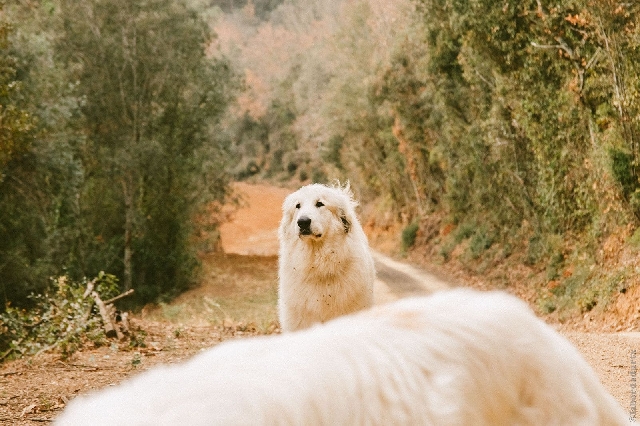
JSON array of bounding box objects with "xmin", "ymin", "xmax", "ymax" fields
[
  {"xmin": 295, "ymin": 203, "xmax": 301, "ymax": 209},
  {"xmin": 315, "ymin": 201, "xmax": 324, "ymax": 208}
]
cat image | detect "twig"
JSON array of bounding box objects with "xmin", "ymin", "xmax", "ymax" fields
[
  {"xmin": 23, "ymin": 318, "xmax": 46, "ymax": 329},
  {"xmin": 584, "ymin": 47, "xmax": 601, "ymax": 70},
  {"xmin": 34, "ymin": 342, "xmax": 58, "ymax": 358},
  {"xmin": 103, "ymin": 289, "xmax": 134, "ymax": 305}
]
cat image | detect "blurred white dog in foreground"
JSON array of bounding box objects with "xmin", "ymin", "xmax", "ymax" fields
[
  {"xmin": 278, "ymin": 182, "xmax": 375, "ymax": 332},
  {"xmin": 56, "ymin": 289, "xmax": 628, "ymax": 425}
]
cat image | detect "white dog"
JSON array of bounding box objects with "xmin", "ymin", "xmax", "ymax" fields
[
  {"xmin": 278, "ymin": 182, "xmax": 375, "ymax": 332},
  {"xmin": 55, "ymin": 289, "xmax": 628, "ymax": 425}
]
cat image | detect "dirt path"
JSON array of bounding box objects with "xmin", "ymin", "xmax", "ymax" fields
[
  {"xmin": 219, "ymin": 182, "xmax": 291, "ymax": 256},
  {"xmin": 219, "ymin": 182, "xmax": 448, "ymax": 305}
]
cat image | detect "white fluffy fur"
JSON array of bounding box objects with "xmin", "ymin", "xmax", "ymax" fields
[
  {"xmin": 56, "ymin": 289, "xmax": 629, "ymax": 425},
  {"xmin": 278, "ymin": 183, "xmax": 375, "ymax": 332}
]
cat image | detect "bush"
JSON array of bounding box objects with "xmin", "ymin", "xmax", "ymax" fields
[
  {"xmin": 401, "ymin": 221, "xmax": 420, "ymax": 252},
  {"xmin": 609, "ymin": 147, "xmax": 638, "ymax": 200},
  {"xmin": 454, "ymin": 222, "xmax": 476, "ymax": 244},
  {"xmin": 0, "ymin": 272, "xmax": 140, "ymax": 362},
  {"xmin": 469, "ymin": 228, "xmax": 494, "ymax": 259}
]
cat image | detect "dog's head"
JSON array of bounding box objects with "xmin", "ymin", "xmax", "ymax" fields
[{"xmin": 279, "ymin": 182, "xmax": 358, "ymax": 243}]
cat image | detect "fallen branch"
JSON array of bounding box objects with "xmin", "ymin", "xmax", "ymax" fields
[
  {"xmin": 23, "ymin": 318, "xmax": 46, "ymax": 330},
  {"xmin": 34, "ymin": 342, "xmax": 59, "ymax": 358},
  {"xmin": 82, "ymin": 278, "xmax": 96, "ymax": 299},
  {"xmin": 92, "ymin": 291, "xmax": 117, "ymax": 339},
  {"xmin": 90, "ymin": 289, "xmax": 135, "ymax": 340},
  {"xmin": 103, "ymin": 289, "xmax": 134, "ymax": 305}
]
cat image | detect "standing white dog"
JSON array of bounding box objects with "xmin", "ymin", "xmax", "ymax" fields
[
  {"xmin": 278, "ymin": 182, "xmax": 375, "ymax": 332},
  {"xmin": 55, "ymin": 289, "xmax": 629, "ymax": 425}
]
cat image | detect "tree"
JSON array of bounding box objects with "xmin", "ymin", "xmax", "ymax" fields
[
  {"xmin": 57, "ymin": 0, "xmax": 235, "ymax": 301},
  {"xmin": 0, "ymin": 3, "xmax": 35, "ymax": 173},
  {"xmin": 0, "ymin": 2, "xmax": 62, "ymax": 308}
]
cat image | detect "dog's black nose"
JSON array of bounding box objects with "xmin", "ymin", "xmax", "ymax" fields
[{"xmin": 297, "ymin": 216, "xmax": 312, "ymax": 234}]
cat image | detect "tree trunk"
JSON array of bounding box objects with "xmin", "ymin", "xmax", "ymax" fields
[{"xmin": 122, "ymin": 176, "xmax": 134, "ymax": 291}]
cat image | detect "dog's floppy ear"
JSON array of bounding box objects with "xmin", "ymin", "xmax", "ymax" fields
[{"xmin": 340, "ymin": 210, "xmax": 351, "ymax": 233}]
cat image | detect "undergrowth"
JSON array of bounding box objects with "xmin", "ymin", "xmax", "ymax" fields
[
  {"xmin": 412, "ymin": 216, "xmax": 632, "ymax": 323},
  {"xmin": 0, "ymin": 272, "xmax": 143, "ymax": 362}
]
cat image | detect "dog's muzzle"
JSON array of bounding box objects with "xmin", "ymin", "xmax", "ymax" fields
[{"xmin": 297, "ymin": 216, "xmax": 313, "ymax": 236}]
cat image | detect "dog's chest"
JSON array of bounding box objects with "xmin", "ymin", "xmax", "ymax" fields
[{"xmin": 302, "ymin": 244, "xmax": 353, "ymax": 277}]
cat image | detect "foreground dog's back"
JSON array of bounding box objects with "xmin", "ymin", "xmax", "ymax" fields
[
  {"xmin": 56, "ymin": 289, "xmax": 628, "ymax": 425},
  {"xmin": 278, "ymin": 183, "xmax": 375, "ymax": 332}
]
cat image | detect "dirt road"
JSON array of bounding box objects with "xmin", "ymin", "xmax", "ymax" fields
[
  {"xmin": 219, "ymin": 182, "xmax": 449, "ymax": 304},
  {"xmin": 222, "ymin": 181, "xmax": 638, "ymax": 418}
]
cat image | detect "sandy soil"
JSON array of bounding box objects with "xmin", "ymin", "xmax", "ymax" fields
[
  {"xmin": 1, "ymin": 181, "xmax": 637, "ymax": 423},
  {"xmin": 218, "ymin": 182, "xmax": 292, "ymax": 256}
]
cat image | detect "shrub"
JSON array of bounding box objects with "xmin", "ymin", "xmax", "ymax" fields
[
  {"xmin": 609, "ymin": 147, "xmax": 638, "ymax": 200},
  {"xmin": 401, "ymin": 221, "xmax": 420, "ymax": 252},
  {"xmin": 0, "ymin": 272, "xmax": 140, "ymax": 362},
  {"xmin": 469, "ymin": 228, "xmax": 494, "ymax": 259},
  {"xmin": 454, "ymin": 222, "xmax": 476, "ymax": 244}
]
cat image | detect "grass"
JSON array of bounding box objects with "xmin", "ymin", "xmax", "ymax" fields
[{"xmin": 144, "ymin": 253, "xmax": 279, "ymax": 333}]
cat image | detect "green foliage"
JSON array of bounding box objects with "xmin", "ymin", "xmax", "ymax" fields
[
  {"xmin": 205, "ymin": 0, "xmax": 640, "ymax": 284},
  {"xmin": 55, "ymin": 0, "xmax": 236, "ymax": 302},
  {"xmin": 0, "ymin": 2, "xmax": 82, "ymax": 307},
  {"xmin": 4, "ymin": 0, "xmax": 640, "ymax": 323},
  {"xmin": 0, "ymin": 272, "xmax": 121, "ymax": 361},
  {"xmin": 469, "ymin": 228, "xmax": 494, "ymax": 260},
  {"xmin": 0, "ymin": 0, "xmax": 236, "ymax": 309},
  {"xmin": 209, "ymin": 0, "xmax": 640, "ymax": 322},
  {"xmin": 547, "ymin": 265, "xmax": 596, "ymax": 313},
  {"xmin": 401, "ymin": 221, "xmax": 420, "ymax": 252},
  {"xmin": 629, "ymin": 227, "xmax": 640, "ymax": 249},
  {"xmin": 321, "ymin": 136, "xmax": 344, "ymax": 170},
  {"xmin": 0, "ymin": 5, "xmax": 36, "ymax": 171},
  {"xmin": 609, "ymin": 147, "xmax": 638, "ymax": 200},
  {"xmin": 310, "ymin": 165, "xmax": 328, "ymax": 184},
  {"xmin": 453, "ymin": 223, "xmax": 476, "ymax": 244}
]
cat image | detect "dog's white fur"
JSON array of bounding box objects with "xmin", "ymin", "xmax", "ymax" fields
[
  {"xmin": 55, "ymin": 289, "xmax": 629, "ymax": 425},
  {"xmin": 278, "ymin": 182, "xmax": 375, "ymax": 332}
]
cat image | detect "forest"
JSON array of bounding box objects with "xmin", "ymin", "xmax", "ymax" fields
[{"xmin": 1, "ymin": 0, "xmax": 640, "ymax": 356}]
